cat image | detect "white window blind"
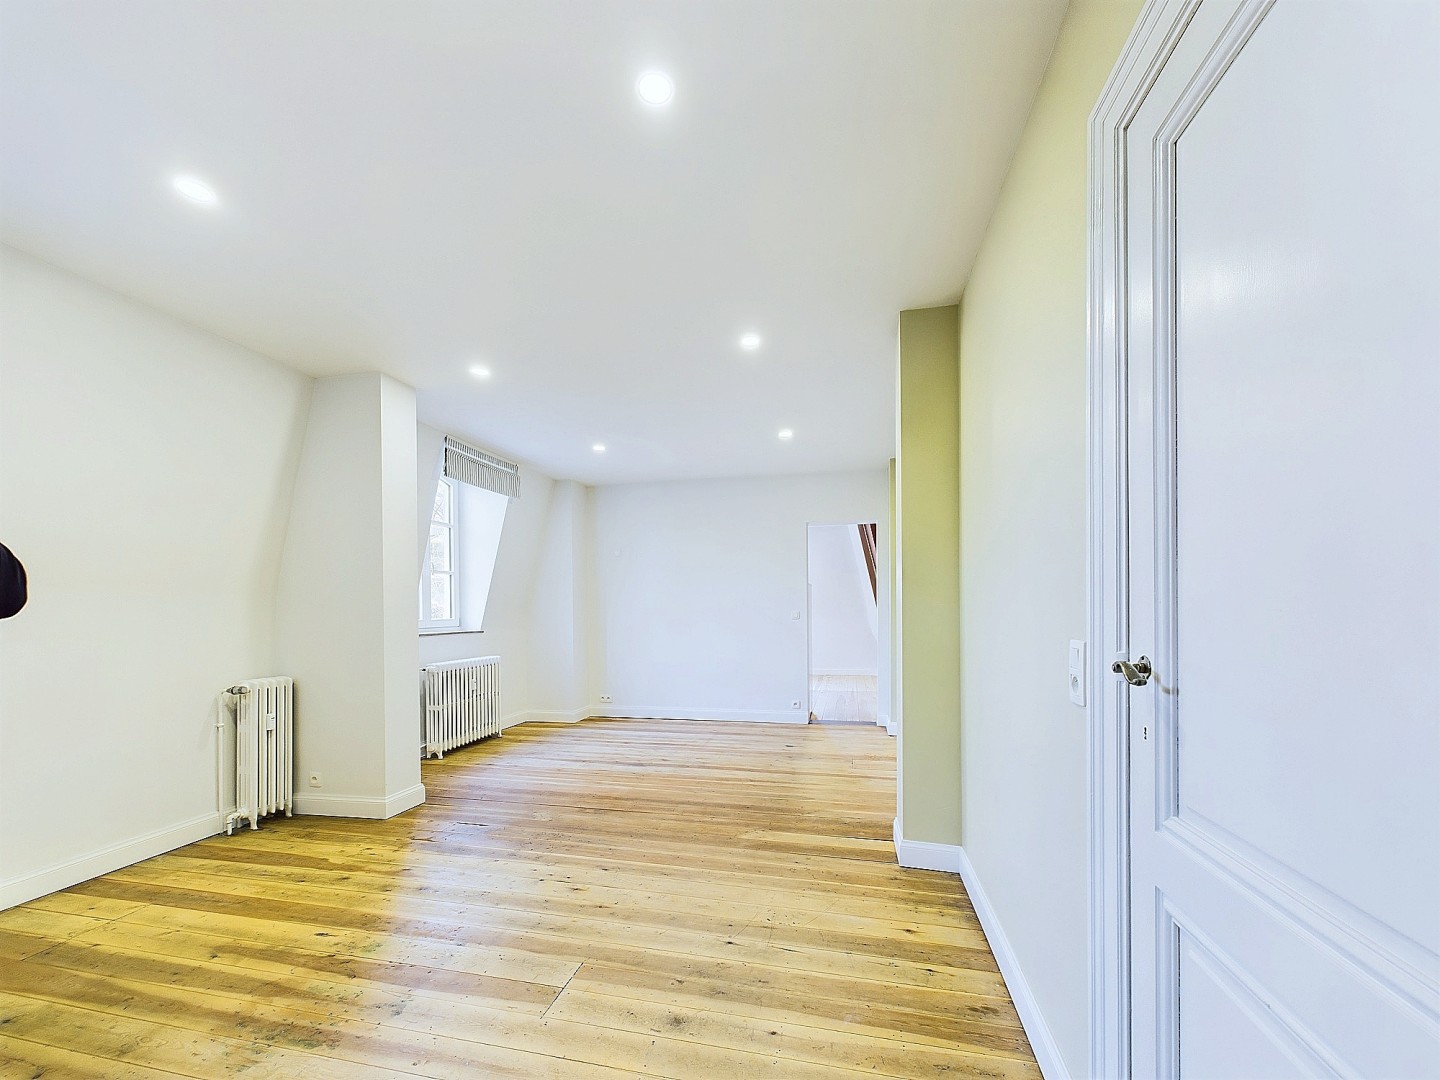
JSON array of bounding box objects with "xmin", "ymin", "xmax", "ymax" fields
[{"xmin": 443, "ymin": 436, "xmax": 520, "ymax": 498}]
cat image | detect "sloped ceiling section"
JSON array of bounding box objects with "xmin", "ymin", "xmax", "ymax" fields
[{"xmin": 0, "ymin": 0, "xmax": 1065, "ymax": 483}]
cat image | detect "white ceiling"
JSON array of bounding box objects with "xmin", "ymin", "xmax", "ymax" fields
[{"xmin": 0, "ymin": 0, "xmax": 1066, "ymax": 484}]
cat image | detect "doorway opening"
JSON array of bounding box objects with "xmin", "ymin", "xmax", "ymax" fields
[{"xmin": 806, "ymin": 522, "xmax": 880, "ymax": 725}]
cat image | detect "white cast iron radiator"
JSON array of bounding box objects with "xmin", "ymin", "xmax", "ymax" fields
[
  {"xmin": 424, "ymin": 656, "xmax": 501, "ymax": 758},
  {"xmin": 224, "ymin": 677, "xmax": 294, "ymax": 834}
]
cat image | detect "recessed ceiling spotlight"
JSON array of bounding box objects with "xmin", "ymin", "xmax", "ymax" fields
[
  {"xmin": 172, "ymin": 175, "xmax": 218, "ymax": 205},
  {"xmin": 739, "ymin": 332, "xmax": 762, "ymax": 352},
  {"xmin": 469, "ymin": 364, "xmax": 492, "ymax": 380},
  {"xmin": 592, "ymin": 443, "xmax": 607, "ymax": 454},
  {"xmin": 635, "ymin": 70, "xmax": 675, "ymax": 106},
  {"xmin": 777, "ymin": 428, "xmax": 794, "ymax": 441}
]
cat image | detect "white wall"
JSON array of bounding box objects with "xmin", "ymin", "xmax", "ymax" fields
[
  {"xmin": 807, "ymin": 524, "xmax": 878, "ymax": 676},
  {"xmin": 591, "ymin": 471, "xmax": 888, "ymax": 723},
  {"xmin": 457, "ymin": 485, "xmax": 508, "ymax": 631},
  {"xmin": 416, "ymin": 424, "xmax": 446, "ymax": 576},
  {"xmin": 378, "ymin": 376, "xmax": 422, "ymax": 803},
  {"xmin": 0, "ymin": 246, "xmax": 311, "ymax": 905},
  {"xmin": 273, "ymin": 373, "xmax": 422, "ymax": 819},
  {"xmin": 526, "ymin": 480, "xmax": 593, "ymax": 722}
]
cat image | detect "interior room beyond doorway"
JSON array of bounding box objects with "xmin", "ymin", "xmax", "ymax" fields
[{"xmin": 807, "ymin": 522, "xmax": 880, "ymax": 725}]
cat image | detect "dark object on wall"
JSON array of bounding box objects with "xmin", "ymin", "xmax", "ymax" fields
[
  {"xmin": 0, "ymin": 543, "xmax": 27, "ymax": 619},
  {"xmin": 857, "ymin": 522, "xmax": 878, "ymax": 603}
]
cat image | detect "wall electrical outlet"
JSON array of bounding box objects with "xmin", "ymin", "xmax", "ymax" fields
[
  {"xmin": 1067, "ymin": 640, "xmax": 1087, "ymax": 707},
  {"xmin": 791, "ymin": 700, "xmax": 802, "ymax": 709},
  {"xmin": 308, "ymin": 773, "xmax": 322, "ymax": 788},
  {"xmin": 599, "ymin": 694, "xmax": 613, "ymax": 704}
]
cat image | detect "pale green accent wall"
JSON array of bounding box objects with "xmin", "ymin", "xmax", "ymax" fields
[
  {"xmin": 896, "ymin": 305, "xmax": 961, "ymax": 847},
  {"xmin": 956, "ymin": 1, "xmax": 1144, "ymax": 1074}
]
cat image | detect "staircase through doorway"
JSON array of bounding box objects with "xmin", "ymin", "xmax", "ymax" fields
[{"xmin": 808, "ymin": 674, "xmax": 878, "ymax": 725}]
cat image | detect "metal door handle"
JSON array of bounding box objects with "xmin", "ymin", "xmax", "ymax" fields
[{"xmin": 1111, "ymin": 656, "xmax": 1152, "ymax": 686}]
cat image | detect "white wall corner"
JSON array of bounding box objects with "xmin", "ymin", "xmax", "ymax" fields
[
  {"xmin": 891, "ymin": 818, "xmax": 963, "ymax": 873},
  {"xmin": 956, "ymin": 847, "xmax": 1069, "ymax": 1080},
  {"xmin": 880, "ymin": 713, "xmax": 897, "ymax": 736},
  {"xmin": 0, "ymin": 811, "xmax": 224, "ymax": 911}
]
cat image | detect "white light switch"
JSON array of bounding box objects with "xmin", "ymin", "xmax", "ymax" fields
[
  {"xmin": 1068, "ymin": 640, "xmax": 1086, "ymax": 707},
  {"xmin": 791, "ymin": 610, "xmax": 801, "ymax": 620}
]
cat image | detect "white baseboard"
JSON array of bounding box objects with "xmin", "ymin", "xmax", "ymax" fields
[
  {"xmin": 516, "ymin": 708, "xmax": 588, "ymax": 725},
  {"xmin": 293, "ymin": 783, "xmax": 426, "ymax": 820},
  {"xmin": 384, "ymin": 784, "xmax": 426, "ymax": 816},
  {"xmin": 891, "ymin": 818, "xmax": 964, "ymax": 873},
  {"xmin": 0, "ymin": 810, "xmax": 224, "ymax": 911},
  {"xmin": 957, "ymin": 847, "xmax": 1068, "ymax": 1080},
  {"xmin": 497, "ymin": 708, "xmax": 587, "ymax": 728},
  {"xmin": 880, "ymin": 713, "xmax": 897, "ymax": 736},
  {"xmin": 594, "ymin": 705, "xmax": 807, "ymax": 725}
]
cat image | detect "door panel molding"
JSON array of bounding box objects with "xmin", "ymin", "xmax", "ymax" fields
[
  {"xmin": 1148, "ymin": 1, "xmax": 1276, "ymax": 830},
  {"xmin": 1170, "ymin": 900, "xmax": 1347, "ymax": 1078},
  {"xmin": 1162, "ymin": 812, "xmax": 1439, "ymax": 1018}
]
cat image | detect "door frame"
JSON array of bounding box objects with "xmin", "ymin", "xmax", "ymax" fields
[
  {"xmin": 1085, "ymin": 1, "xmax": 1273, "ymax": 1075},
  {"xmin": 805, "ymin": 519, "xmax": 884, "ymax": 727}
]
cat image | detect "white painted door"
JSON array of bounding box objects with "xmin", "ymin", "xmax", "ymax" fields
[{"xmin": 1120, "ymin": 1, "xmax": 1440, "ymax": 1076}]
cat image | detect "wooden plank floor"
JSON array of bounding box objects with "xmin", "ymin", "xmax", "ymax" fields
[{"xmin": 0, "ymin": 717, "xmax": 1039, "ymax": 1079}]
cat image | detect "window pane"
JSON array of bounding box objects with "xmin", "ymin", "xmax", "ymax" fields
[
  {"xmin": 428, "ymin": 524, "xmax": 451, "ymax": 572},
  {"xmin": 430, "ymin": 573, "xmax": 452, "ymax": 621},
  {"xmin": 432, "ymin": 481, "xmax": 451, "ymax": 525}
]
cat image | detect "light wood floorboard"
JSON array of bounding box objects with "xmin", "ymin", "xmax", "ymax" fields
[
  {"xmin": 0, "ymin": 717, "xmax": 1038, "ymax": 1078},
  {"xmin": 809, "ymin": 674, "xmax": 880, "ymax": 725}
]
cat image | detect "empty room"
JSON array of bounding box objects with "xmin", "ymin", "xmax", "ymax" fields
[{"xmin": 0, "ymin": 1, "xmax": 1436, "ymax": 1078}]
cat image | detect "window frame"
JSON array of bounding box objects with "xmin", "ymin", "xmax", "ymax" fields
[{"xmin": 419, "ymin": 476, "xmax": 461, "ymax": 631}]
